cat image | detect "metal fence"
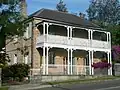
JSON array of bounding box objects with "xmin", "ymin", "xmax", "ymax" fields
[{"xmin": 30, "ymin": 64, "xmax": 90, "ymax": 76}]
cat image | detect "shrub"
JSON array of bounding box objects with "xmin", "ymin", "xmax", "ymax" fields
[
  {"xmin": 92, "ymin": 61, "xmax": 111, "ymax": 69},
  {"xmin": 2, "ymin": 63, "xmax": 30, "ymax": 82}
]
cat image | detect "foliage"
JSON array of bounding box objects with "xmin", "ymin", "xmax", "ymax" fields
[
  {"xmin": 92, "ymin": 60, "xmax": 111, "ymax": 69},
  {"xmin": 112, "ymin": 45, "xmax": 120, "ymax": 62},
  {"xmin": 87, "ymin": 0, "xmax": 120, "ymax": 64},
  {"xmin": 0, "ymin": 0, "xmax": 25, "ymax": 50},
  {"xmin": 56, "ymin": 0, "xmax": 68, "ymax": 12},
  {"xmin": 2, "ymin": 63, "xmax": 30, "ymax": 82},
  {"xmin": 87, "ymin": 0, "xmax": 120, "ymax": 25},
  {"xmin": 0, "ymin": 53, "xmax": 10, "ymax": 68},
  {"xmin": 107, "ymin": 25, "xmax": 120, "ymax": 45}
]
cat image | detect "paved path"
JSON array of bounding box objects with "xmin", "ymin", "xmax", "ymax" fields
[{"xmin": 32, "ymin": 79, "xmax": 120, "ymax": 90}]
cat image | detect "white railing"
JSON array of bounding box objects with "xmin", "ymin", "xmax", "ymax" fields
[
  {"xmin": 92, "ymin": 40, "xmax": 109, "ymax": 49},
  {"xmin": 30, "ymin": 64, "xmax": 90, "ymax": 75},
  {"xmin": 47, "ymin": 35, "xmax": 68, "ymax": 45},
  {"xmin": 37, "ymin": 35, "xmax": 68, "ymax": 45},
  {"xmin": 36, "ymin": 35, "xmax": 110, "ymax": 49},
  {"xmin": 71, "ymin": 38, "xmax": 89, "ymax": 47}
]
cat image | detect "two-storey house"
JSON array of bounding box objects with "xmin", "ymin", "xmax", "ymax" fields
[{"xmin": 6, "ymin": 9, "xmax": 112, "ymax": 76}]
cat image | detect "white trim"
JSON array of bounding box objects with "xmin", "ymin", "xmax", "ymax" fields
[
  {"xmin": 89, "ymin": 50, "xmax": 91, "ymax": 75},
  {"xmin": 13, "ymin": 54, "xmax": 17, "ymax": 64},
  {"xmin": 91, "ymin": 51, "xmax": 94, "ymax": 75},
  {"xmin": 46, "ymin": 47, "xmax": 49, "ymax": 75},
  {"xmin": 70, "ymin": 49, "xmax": 73, "ymax": 75},
  {"xmin": 67, "ymin": 49, "xmax": 70, "ymax": 75},
  {"xmin": 43, "ymin": 22, "xmax": 45, "ymax": 35},
  {"xmin": 43, "ymin": 46, "xmax": 46, "ymax": 75},
  {"xmin": 109, "ymin": 51, "xmax": 112, "ymax": 75},
  {"xmin": 24, "ymin": 55, "xmax": 28, "ymax": 64}
]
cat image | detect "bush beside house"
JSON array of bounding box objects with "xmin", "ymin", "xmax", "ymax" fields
[
  {"xmin": 92, "ymin": 60, "xmax": 111, "ymax": 75},
  {"xmin": 2, "ymin": 63, "xmax": 30, "ymax": 85}
]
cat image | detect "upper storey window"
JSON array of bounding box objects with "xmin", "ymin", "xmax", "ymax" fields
[{"xmin": 24, "ymin": 22, "xmax": 32, "ymax": 39}]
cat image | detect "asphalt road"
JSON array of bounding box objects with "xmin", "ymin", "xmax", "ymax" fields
[{"xmin": 33, "ymin": 79, "xmax": 120, "ymax": 90}]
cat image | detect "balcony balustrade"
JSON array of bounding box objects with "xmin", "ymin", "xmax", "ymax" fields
[{"xmin": 36, "ymin": 34, "xmax": 110, "ymax": 49}]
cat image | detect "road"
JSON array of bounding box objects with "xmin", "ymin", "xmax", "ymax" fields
[{"xmin": 33, "ymin": 79, "xmax": 120, "ymax": 90}]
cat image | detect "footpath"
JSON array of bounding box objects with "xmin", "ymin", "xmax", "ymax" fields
[{"xmin": 8, "ymin": 76, "xmax": 120, "ymax": 90}]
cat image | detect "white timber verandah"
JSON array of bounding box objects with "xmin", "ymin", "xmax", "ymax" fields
[{"xmin": 35, "ymin": 21, "xmax": 112, "ymax": 76}]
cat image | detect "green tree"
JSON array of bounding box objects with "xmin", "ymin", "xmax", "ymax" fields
[
  {"xmin": 0, "ymin": 0, "xmax": 25, "ymax": 51},
  {"xmin": 56, "ymin": 0, "xmax": 68, "ymax": 12},
  {"xmin": 87, "ymin": 0, "xmax": 120, "ymax": 44},
  {"xmin": 87, "ymin": 0, "xmax": 120, "ymax": 26}
]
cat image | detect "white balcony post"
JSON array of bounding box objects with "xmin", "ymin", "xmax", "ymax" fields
[
  {"xmin": 91, "ymin": 30, "xmax": 93, "ymax": 40},
  {"xmin": 109, "ymin": 32, "xmax": 111, "ymax": 48},
  {"xmin": 107, "ymin": 32, "xmax": 109, "ymax": 42},
  {"xmin": 88, "ymin": 50, "xmax": 92, "ymax": 75},
  {"xmin": 91, "ymin": 51, "xmax": 94, "ymax": 75},
  {"xmin": 46, "ymin": 23, "xmax": 49, "ymax": 35},
  {"xmin": 88, "ymin": 29, "xmax": 91, "ymax": 40},
  {"xmin": 46, "ymin": 23, "xmax": 49, "ymax": 43},
  {"xmin": 107, "ymin": 51, "xmax": 112, "ymax": 75},
  {"xmin": 67, "ymin": 48, "xmax": 70, "ymax": 75},
  {"xmin": 90, "ymin": 30, "xmax": 93, "ymax": 47},
  {"xmin": 107, "ymin": 51, "xmax": 111, "ymax": 75},
  {"xmin": 43, "ymin": 46, "xmax": 46, "ymax": 75},
  {"xmin": 67, "ymin": 26, "xmax": 70, "ymax": 38},
  {"xmin": 109, "ymin": 51, "xmax": 112, "ymax": 75},
  {"xmin": 46, "ymin": 47, "xmax": 49, "ymax": 75},
  {"xmin": 70, "ymin": 27, "xmax": 72, "ymax": 39},
  {"xmin": 43, "ymin": 22, "xmax": 45, "ymax": 35},
  {"xmin": 88, "ymin": 29, "xmax": 91, "ymax": 47},
  {"xmin": 70, "ymin": 49, "xmax": 73, "ymax": 75}
]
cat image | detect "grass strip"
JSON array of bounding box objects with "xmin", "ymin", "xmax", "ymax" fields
[{"xmin": 0, "ymin": 87, "xmax": 8, "ymax": 90}]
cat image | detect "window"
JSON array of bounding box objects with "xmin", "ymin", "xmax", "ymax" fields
[
  {"xmin": 13, "ymin": 35, "xmax": 18, "ymax": 43},
  {"xmin": 48, "ymin": 52, "xmax": 55, "ymax": 64},
  {"xmin": 24, "ymin": 22, "xmax": 32, "ymax": 39},
  {"xmin": 24, "ymin": 55, "xmax": 28, "ymax": 64},
  {"xmin": 14, "ymin": 54, "xmax": 17, "ymax": 64}
]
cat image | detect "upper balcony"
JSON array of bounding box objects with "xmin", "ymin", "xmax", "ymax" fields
[{"xmin": 36, "ymin": 22, "xmax": 111, "ymax": 50}]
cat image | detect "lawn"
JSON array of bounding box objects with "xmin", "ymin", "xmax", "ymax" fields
[{"xmin": 0, "ymin": 87, "xmax": 8, "ymax": 90}]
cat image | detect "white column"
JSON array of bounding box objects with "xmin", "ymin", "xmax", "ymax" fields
[
  {"xmin": 43, "ymin": 22, "xmax": 45, "ymax": 35},
  {"xmin": 88, "ymin": 50, "xmax": 92, "ymax": 75},
  {"xmin": 67, "ymin": 26, "xmax": 70, "ymax": 38},
  {"xmin": 70, "ymin": 49, "xmax": 73, "ymax": 75},
  {"xmin": 109, "ymin": 51, "xmax": 112, "ymax": 75},
  {"xmin": 91, "ymin": 30, "xmax": 93, "ymax": 40},
  {"xmin": 109, "ymin": 32, "xmax": 111, "ymax": 48},
  {"xmin": 88, "ymin": 29, "xmax": 91, "ymax": 48},
  {"xmin": 70, "ymin": 27, "xmax": 72, "ymax": 39},
  {"xmin": 107, "ymin": 52, "xmax": 110, "ymax": 75},
  {"xmin": 46, "ymin": 23, "xmax": 49, "ymax": 43},
  {"xmin": 46, "ymin": 47, "xmax": 49, "ymax": 75},
  {"xmin": 46, "ymin": 23, "xmax": 49, "ymax": 35},
  {"xmin": 91, "ymin": 51, "xmax": 94, "ymax": 75},
  {"xmin": 107, "ymin": 32, "xmax": 109, "ymax": 42},
  {"xmin": 43, "ymin": 46, "xmax": 46, "ymax": 75},
  {"xmin": 88, "ymin": 29, "xmax": 91, "ymax": 39},
  {"xmin": 67, "ymin": 49, "xmax": 70, "ymax": 75},
  {"xmin": 90, "ymin": 30, "xmax": 93, "ymax": 48}
]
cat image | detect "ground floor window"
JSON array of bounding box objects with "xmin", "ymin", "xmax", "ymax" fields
[{"xmin": 48, "ymin": 52, "xmax": 55, "ymax": 64}]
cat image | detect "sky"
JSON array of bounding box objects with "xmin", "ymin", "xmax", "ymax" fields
[{"xmin": 26, "ymin": 0, "xmax": 90, "ymax": 15}]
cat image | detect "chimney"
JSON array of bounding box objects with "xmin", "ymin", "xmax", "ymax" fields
[
  {"xmin": 79, "ymin": 12, "xmax": 85, "ymax": 19},
  {"xmin": 20, "ymin": 0, "xmax": 27, "ymax": 19}
]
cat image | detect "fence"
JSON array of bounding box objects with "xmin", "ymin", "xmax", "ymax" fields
[{"xmin": 30, "ymin": 64, "xmax": 90, "ymax": 76}]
